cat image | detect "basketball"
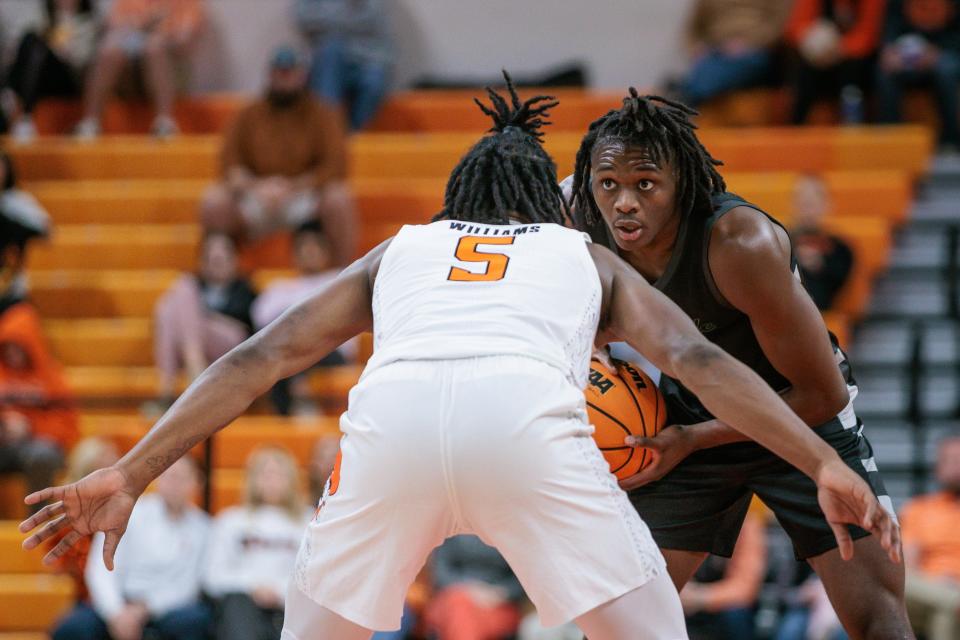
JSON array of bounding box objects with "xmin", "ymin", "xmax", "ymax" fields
[{"xmin": 585, "ymin": 358, "xmax": 667, "ymax": 480}]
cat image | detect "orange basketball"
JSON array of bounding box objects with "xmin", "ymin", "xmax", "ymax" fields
[{"xmin": 585, "ymin": 358, "xmax": 667, "ymax": 480}]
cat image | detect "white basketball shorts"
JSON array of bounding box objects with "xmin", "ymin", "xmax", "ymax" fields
[{"xmin": 290, "ymin": 355, "xmax": 666, "ymax": 631}]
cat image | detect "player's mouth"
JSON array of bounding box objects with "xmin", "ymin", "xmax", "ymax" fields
[{"xmin": 614, "ymin": 219, "xmax": 643, "ymax": 243}]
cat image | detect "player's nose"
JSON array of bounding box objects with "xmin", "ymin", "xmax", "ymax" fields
[{"xmin": 614, "ymin": 191, "xmax": 639, "ymax": 215}]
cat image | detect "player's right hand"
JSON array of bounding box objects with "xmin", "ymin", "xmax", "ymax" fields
[
  {"xmin": 19, "ymin": 466, "xmax": 138, "ymax": 571},
  {"xmin": 619, "ymin": 425, "xmax": 694, "ymax": 490},
  {"xmin": 814, "ymin": 459, "xmax": 902, "ymax": 564}
]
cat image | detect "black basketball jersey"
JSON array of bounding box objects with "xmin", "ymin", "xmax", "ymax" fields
[{"xmin": 589, "ymin": 192, "xmax": 854, "ymax": 425}]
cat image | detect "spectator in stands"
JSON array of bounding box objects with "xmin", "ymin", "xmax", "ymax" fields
[
  {"xmin": 295, "ymin": 0, "xmax": 393, "ymax": 131},
  {"xmin": 785, "ymin": 0, "xmax": 887, "ymax": 123},
  {"xmin": 681, "ymin": 512, "xmax": 766, "ymax": 640},
  {"xmin": 48, "ymin": 438, "xmax": 120, "ymax": 605},
  {"xmin": 876, "ymin": 0, "xmax": 960, "ymax": 150},
  {"xmin": 426, "ymin": 534, "xmax": 524, "ymax": 640},
  {"xmin": 52, "ymin": 456, "xmax": 211, "ymax": 640},
  {"xmin": 74, "ymin": 0, "xmax": 204, "ymax": 139},
  {"xmin": 680, "ymin": 0, "xmax": 792, "ymax": 107},
  {"xmin": 0, "ymin": 155, "xmax": 78, "ymax": 511},
  {"xmin": 201, "ymin": 45, "xmax": 356, "ymax": 267},
  {"xmin": 252, "ymin": 221, "xmax": 355, "ymax": 415},
  {"xmin": 791, "ymin": 174, "xmax": 854, "ymax": 310},
  {"xmin": 899, "ymin": 434, "xmax": 960, "ymax": 640},
  {"xmin": 151, "ymin": 232, "xmax": 256, "ymax": 412},
  {"xmin": 0, "ymin": 0, "xmax": 99, "ymax": 142},
  {"xmin": 204, "ymin": 446, "xmax": 309, "ymax": 640}
]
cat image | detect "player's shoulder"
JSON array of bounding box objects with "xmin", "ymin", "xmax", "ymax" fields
[
  {"xmin": 710, "ymin": 205, "xmax": 783, "ymax": 253},
  {"xmin": 708, "ymin": 205, "xmax": 791, "ymax": 272}
]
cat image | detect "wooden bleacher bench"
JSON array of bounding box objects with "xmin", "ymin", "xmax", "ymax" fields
[
  {"xmin": 0, "ymin": 574, "xmax": 74, "ymax": 632},
  {"xmin": 25, "ymin": 88, "xmax": 947, "ymax": 136},
  {"xmin": 24, "ymin": 171, "xmax": 910, "ymax": 232},
  {"xmin": 63, "ymin": 365, "xmax": 362, "ymax": 402},
  {"xmin": 8, "ymin": 126, "xmax": 933, "ymax": 181},
  {"xmin": 28, "ymin": 91, "xmax": 627, "ymax": 136},
  {"xmin": 79, "ymin": 414, "xmax": 339, "ymax": 465},
  {"xmin": 0, "ymin": 523, "xmax": 46, "ymax": 574}
]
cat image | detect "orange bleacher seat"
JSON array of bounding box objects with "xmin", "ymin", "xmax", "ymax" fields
[
  {"xmin": 0, "ymin": 523, "xmax": 46, "ymax": 574},
  {"xmin": 0, "ymin": 476, "xmax": 27, "ymax": 521},
  {"xmin": 64, "ymin": 365, "xmax": 362, "ymax": 402},
  {"xmin": 0, "ymin": 574, "xmax": 74, "ymax": 631},
  {"xmin": 79, "ymin": 415, "xmax": 340, "ymax": 466},
  {"xmin": 9, "ymin": 126, "xmax": 933, "ymax": 183}
]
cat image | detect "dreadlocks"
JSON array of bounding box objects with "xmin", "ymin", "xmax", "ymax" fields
[
  {"xmin": 571, "ymin": 88, "xmax": 726, "ymax": 230},
  {"xmin": 436, "ymin": 71, "xmax": 568, "ymax": 225}
]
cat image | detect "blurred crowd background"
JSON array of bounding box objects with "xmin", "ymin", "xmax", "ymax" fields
[{"xmin": 0, "ymin": 0, "xmax": 959, "ymax": 639}]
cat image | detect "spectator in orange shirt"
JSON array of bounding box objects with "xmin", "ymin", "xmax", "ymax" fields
[
  {"xmin": 785, "ymin": 0, "xmax": 887, "ymax": 123},
  {"xmin": 201, "ymin": 46, "xmax": 356, "ymax": 267},
  {"xmin": 74, "ymin": 0, "xmax": 204, "ymax": 139},
  {"xmin": 0, "ymin": 152, "xmax": 78, "ymax": 512},
  {"xmin": 899, "ymin": 434, "xmax": 960, "ymax": 640},
  {"xmin": 680, "ymin": 512, "xmax": 767, "ymax": 640}
]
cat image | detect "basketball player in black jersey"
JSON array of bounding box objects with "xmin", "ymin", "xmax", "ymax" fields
[{"xmin": 567, "ymin": 91, "xmax": 913, "ymax": 639}]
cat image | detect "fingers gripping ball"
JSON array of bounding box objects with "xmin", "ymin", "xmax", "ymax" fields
[{"xmin": 585, "ymin": 359, "xmax": 667, "ymax": 480}]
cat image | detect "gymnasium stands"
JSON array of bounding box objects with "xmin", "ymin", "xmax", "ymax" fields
[{"xmin": 0, "ymin": 88, "xmax": 939, "ymax": 636}]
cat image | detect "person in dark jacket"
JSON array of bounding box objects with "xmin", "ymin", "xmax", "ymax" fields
[
  {"xmin": 151, "ymin": 232, "xmax": 256, "ymax": 408},
  {"xmin": 791, "ymin": 174, "xmax": 854, "ymax": 310},
  {"xmin": 876, "ymin": 0, "xmax": 960, "ymax": 148}
]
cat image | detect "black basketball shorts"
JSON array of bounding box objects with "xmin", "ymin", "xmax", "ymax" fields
[{"xmin": 628, "ymin": 416, "xmax": 892, "ymax": 560}]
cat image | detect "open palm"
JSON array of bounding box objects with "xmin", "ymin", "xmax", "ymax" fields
[{"xmin": 19, "ymin": 467, "xmax": 139, "ymax": 570}]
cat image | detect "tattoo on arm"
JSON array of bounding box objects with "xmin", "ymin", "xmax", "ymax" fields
[{"xmin": 145, "ymin": 432, "xmax": 207, "ymax": 475}]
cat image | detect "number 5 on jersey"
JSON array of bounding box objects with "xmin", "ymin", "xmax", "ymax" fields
[{"xmin": 448, "ymin": 236, "xmax": 515, "ymax": 282}]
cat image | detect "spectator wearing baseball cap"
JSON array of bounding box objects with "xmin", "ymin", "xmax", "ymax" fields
[{"xmin": 200, "ymin": 44, "xmax": 357, "ymax": 267}]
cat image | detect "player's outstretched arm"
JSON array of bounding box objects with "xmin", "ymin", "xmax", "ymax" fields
[
  {"xmin": 589, "ymin": 244, "xmax": 900, "ymax": 563},
  {"xmin": 19, "ymin": 241, "xmax": 391, "ymax": 569}
]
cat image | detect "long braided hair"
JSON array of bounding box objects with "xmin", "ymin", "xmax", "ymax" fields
[
  {"xmin": 570, "ymin": 89, "xmax": 725, "ymax": 233},
  {"xmin": 436, "ymin": 71, "xmax": 568, "ymax": 225}
]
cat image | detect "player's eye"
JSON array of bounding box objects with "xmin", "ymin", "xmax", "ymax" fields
[
  {"xmin": 600, "ymin": 178, "xmax": 617, "ymax": 191},
  {"xmin": 638, "ymin": 180, "xmax": 654, "ymax": 191}
]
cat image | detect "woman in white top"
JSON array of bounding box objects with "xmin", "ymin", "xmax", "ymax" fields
[{"xmin": 204, "ymin": 446, "xmax": 310, "ymax": 640}]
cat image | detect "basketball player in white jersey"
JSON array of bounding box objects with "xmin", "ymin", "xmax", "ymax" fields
[{"xmin": 19, "ymin": 76, "xmax": 898, "ymax": 640}]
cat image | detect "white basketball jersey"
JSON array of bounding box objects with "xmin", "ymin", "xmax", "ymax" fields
[{"xmin": 364, "ymin": 220, "xmax": 602, "ymax": 388}]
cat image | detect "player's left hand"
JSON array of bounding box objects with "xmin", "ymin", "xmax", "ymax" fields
[
  {"xmin": 815, "ymin": 458, "xmax": 902, "ymax": 564},
  {"xmin": 618, "ymin": 425, "xmax": 694, "ymax": 491},
  {"xmin": 18, "ymin": 466, "xmax": 138, "ymax": 570}
]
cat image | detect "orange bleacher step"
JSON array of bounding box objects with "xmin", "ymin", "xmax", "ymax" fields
[
  {"xmin": 29, "ymin": 222, "xmax": 398, "ymax": 271},
  {"xmin": 0, "ymin": 523, "xmax": 47, "ymax": 574},
  {"xmin": 30, "ymin": 269, "xmax": 296, "ymax": 319},
  {"xmin": 0, "ymin": 476, "xmax": 27, "ymax": 521},
  {"xmin": 28, "ymin": 90, "xmax": 624, "ymax": 136},
  {"xmin": 9, "ymin": 126, "xmax": 933, "ymax": 182},
  {"xmin": 64, "ymin": 365, "xmax": 362, "ymax": 401},
  {"xmin": 0, "ymin": 574, "xmax": 74, "ymax": 631},
  {"xmin": 26, "ymin": 170, "xmax": 911, "ymax": 228},
  {"xmin": 80, "ymin": 414, "xmax": 340, "ymax": 468}
]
